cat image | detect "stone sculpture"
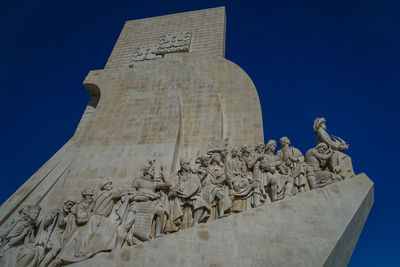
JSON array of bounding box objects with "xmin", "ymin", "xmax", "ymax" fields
[
  {"xmin": 202, "ymin": 152, "xmax": 232, "ymax": 219},
  {"xmin": 59, "ymin": 181, "xmax": 124, "ymax": 263},
  {"xmin": 313, "ymin": 117, "xmax": 355, "ymax": 179},
  {"xmin": 305, "ymin": 143, "xmax": 341, "ymax": 187},
  {"xmin": 276, "ymin": 137, "xmax": 310, "ymax": 193},
  {"xmin": 259, "ymin": 141, "xmax": 279, "ymax": 202},
  {"xmin": 0, "ymin": 117, "xmax": 359, "ymax": 266},
  {"xmin": 129, "ymin": 160, "xmax": 170, "ymax": 241},
  {"xmin": 169, "ymin": 158, "xmax": 210, "ymax": 229},
  {"xmin": 226, "ymin": 148, "xmax": 256, "ymax": 212},
  {"xmin": 0, "ymin": 7, "xmax": 370, "ymax": 266},
  {"xmin": 0, "ymin": 205, "xmax": 41, "ymax": 267},
  {"xmin": 75, "ymin": 188, "xmax": 94, "ymax": 226},
  {"xmin": 35, "ymin": 199, "xmax": 76, "ymax": 267}
]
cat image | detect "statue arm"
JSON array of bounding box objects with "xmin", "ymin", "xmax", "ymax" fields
[
  {"xmin": 318, "ymin": 128, "xmax": 341, "ymax": 150},
  {"xmin": 57, "ymin": 212, "xmax": 67, "ymax": 227},
  {"xmin": 247, "ymin": 155, "xmax": 262, "ymax": 169},
  {"xmin": 293, "ymin": 148, "xmax": 304, "ymax": 162},
  {"xmin": 305, "ymin": 151, "xmax": 319, "ymax": 168},
  {"xmin": 197, "ymin": 169, "xmax": 208, "ymax": 182},
  {"xmin": 215, "ymin": 172, "xmax": 227, "ymax": 184},
  {"xmin": 42, "ymin": 213, "xmax": 56, "ymax": 229},
  {"xmin": 112, "ymin": 189, "xmax": 125, "ymax": 200},
  {"xmin": 8, "ymin": 227, "xmax": 31, "ymax": 246}
]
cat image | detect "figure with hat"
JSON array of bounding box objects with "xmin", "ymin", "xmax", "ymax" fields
[
  {"xmin": 128, "ymin": 160, "xmax": 171, "ymax": 241},
  {"xmin": 35, "ymin": 199, "xmax": 76, "ymax": 267},
  {"xmin": 0, "ymin": 205, "xmax": 41, "ymax": 267},
  {"xmin": 167, "ymin": 158, "xmax": 210, "ymax": 231},
  {"xmin": 226, "ymin": 147, "xmax": 258, "ymax": 212},
  {"xmin": 201, "ymin": 147, "xmax": 232, "ymax": 220},
  {"xmin": 247, "ymin": 141, "xmax": 279, "ymax": 205},
  {"xmin": 313, "ymin": 117, "xmax": 355, "ymax": 179},
  {"xmin": 75, "ymin": 188, "xmax": 94, "ymax": 226},
  {"xmin": 59, "ymin": 180, "xmax": 124, "ymax": 263}
]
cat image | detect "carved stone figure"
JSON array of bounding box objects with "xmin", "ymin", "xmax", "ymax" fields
[
  {"xmin": 36, "ymin": 199, "xmax": 76, "ymax": 267},
  {"xmin": 245, "ymin": 143, "xmax": 267, "ymax": 207},
  {"xmin": 226, "ymin": 148, "xmax": 257, "ymax": 212},
  {"xmin": 195, "ymin": 154, "xmax": 210, "ymax": 181},
  {"xmin": 129, "ymin": 161, "xmax": 170, "ymax": 241},
  {"xmin": 59, "ymin": 181, "xmax": 124, "ymax": 263},
  {"xmin": 274, "ymin": 161, "xmax": 294, "ymax": 199},
  {"xmin": 169, "ymin": 159, "xmax": 210, "ymax": 228},
  {"xmin": 276, "ymin": 137, "xmax": 311, "ymax": 193},
  {"xmin": 258, "ymin": 141, "xmax": 279, "ymax": 202},
  {"xmin": 313, "ymin": 117, "xmax": 355, "ymax": 179},
  {"xmin": 114, "ymin": 181, "xmax": 139, "ymax": 247},
  {"xmin": 75, "ymin": 188, "xmax": 94, "ymax": 226},
  {"xmin": 202, "ymin": 152, "xmax": 232, "ymax": 219},
  {"xmin": 0, "ymin": 116, "xmax": 361, "ymax": 266},
  {"xmin": 0, "ymin": 205, "xmax": 41, "ymax": 267},
  {"xmin": 305, "ymin": 143, "xmax": 342, "ymax": 187}
]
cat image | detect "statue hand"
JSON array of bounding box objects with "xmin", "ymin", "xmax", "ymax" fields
[
  {"xmin": 339, "ymin": 143, "xmax": 349, "ymax": 151},
  {"xmin": 334, "ymin": 166, "xmax": 342, "ymax": 173}
]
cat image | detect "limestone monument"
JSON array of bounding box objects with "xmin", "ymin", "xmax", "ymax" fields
[{"xmin": 0, "ymin": 7, "xmax": 373, "ymax": 267}]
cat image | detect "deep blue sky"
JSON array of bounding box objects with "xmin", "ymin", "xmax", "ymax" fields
[{"xmin": 0, "ymin": 0, "xmax": 399, "ymax": 265}]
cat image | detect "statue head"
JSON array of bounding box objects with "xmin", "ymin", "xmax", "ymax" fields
[
  {"xmin": 195, "ymin": 154, "xmax": 210, "ymax": 167},
  {"xmin": 313, "ymin": 117, "xmax": 327, "ymax": 133},
  {"xmin": 180, "ymin": 158, "xmax": 190, "ymax": 172},
  {"xmin": 143, "ymin": 166, "xmax": 155, "ymax": 178},
  {"xmin": 316, "ymin": 143, "xmax": 328, "ymax": 154},
  {"xmin": 241, "ymin": 144, "xmax": 251, "ymax": 157},
  {"xmin": 277, "ymin": 161, "xmax": 289, "ymax": 175},
  {"xmin": 210, "ymin": 152, "xmax": 221, "ymax": 164},
  {"xmin": 231, "ymin": 148, "xmax": 241, "ymax": 158},
  {"xmin": 143, "ymin": 160, "xmax": 156, "ymax": 179},
  {"xmin": 81, "ymin": 187, "xmax": 94, "ymax": 201},
  {"xmin": 265, "ymin": 140, "xmax": 277, "ymax": 153},
  {"xmin": 28, "ymin": 205, "xmax": 41, "ymax": 221},
  {"xmin": 63, "ymin": 199, "xmax": 76, "ymax": 213},
  {"xmin": 279, "ymin": 137, "xmax": 290, "ymax": 147},
  {"xmin": 19, "ymin": 204, "xmax": 32, "ymax": 217},
  {"xmin": 254, "ymin": 143, "xmax": 265, "ymax": 154}
]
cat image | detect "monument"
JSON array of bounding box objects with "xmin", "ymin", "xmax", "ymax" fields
[{"xmin": 0, "ymin": 7, "xmax": 373, "ymax": 266}]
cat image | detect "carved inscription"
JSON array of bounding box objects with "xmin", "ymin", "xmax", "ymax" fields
[
  {"xmin": 128, "ymin": 31, "xmax": 192, "ymax": 67},
  {"xmin": 158, "ymin": 31, "xmax": 191, "ymax": 54},
  {"xmin": 128, "ymin": 44, "xmax": 162, "ymax": 67}
]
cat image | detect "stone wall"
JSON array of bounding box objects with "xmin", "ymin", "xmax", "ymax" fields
[{"xmin": 105, "ymin": 7, "xmax": 226, "ymax": 69}]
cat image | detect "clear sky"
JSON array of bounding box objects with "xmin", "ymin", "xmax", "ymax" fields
[{"xmin": 0, "ymin": 0, "xmax": 399, "ymax": 265}]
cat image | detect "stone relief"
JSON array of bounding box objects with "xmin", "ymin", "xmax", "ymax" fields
[
  {"xmin": 158, "ymin": 31, "xmax": 191, "ymax": 54},
  {"xmin": 128, "ymin": 44, "xmax": 162, "ymax": 67},
  {"xmin": 0, "ymin": 118, "xmax": 356, "ymax": 266},
  {"xmin": 128, "ymin": 31, "xmax": 192, "ymax": 67}
]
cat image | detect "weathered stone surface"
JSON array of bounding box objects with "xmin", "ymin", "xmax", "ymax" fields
[
  {"xmin": 72, "ymin": 173, "xmax": 373, "ymax": 267},
  {"xmin": 105, "ymin": 7, "xmax": 226, "ymax": 69}
]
